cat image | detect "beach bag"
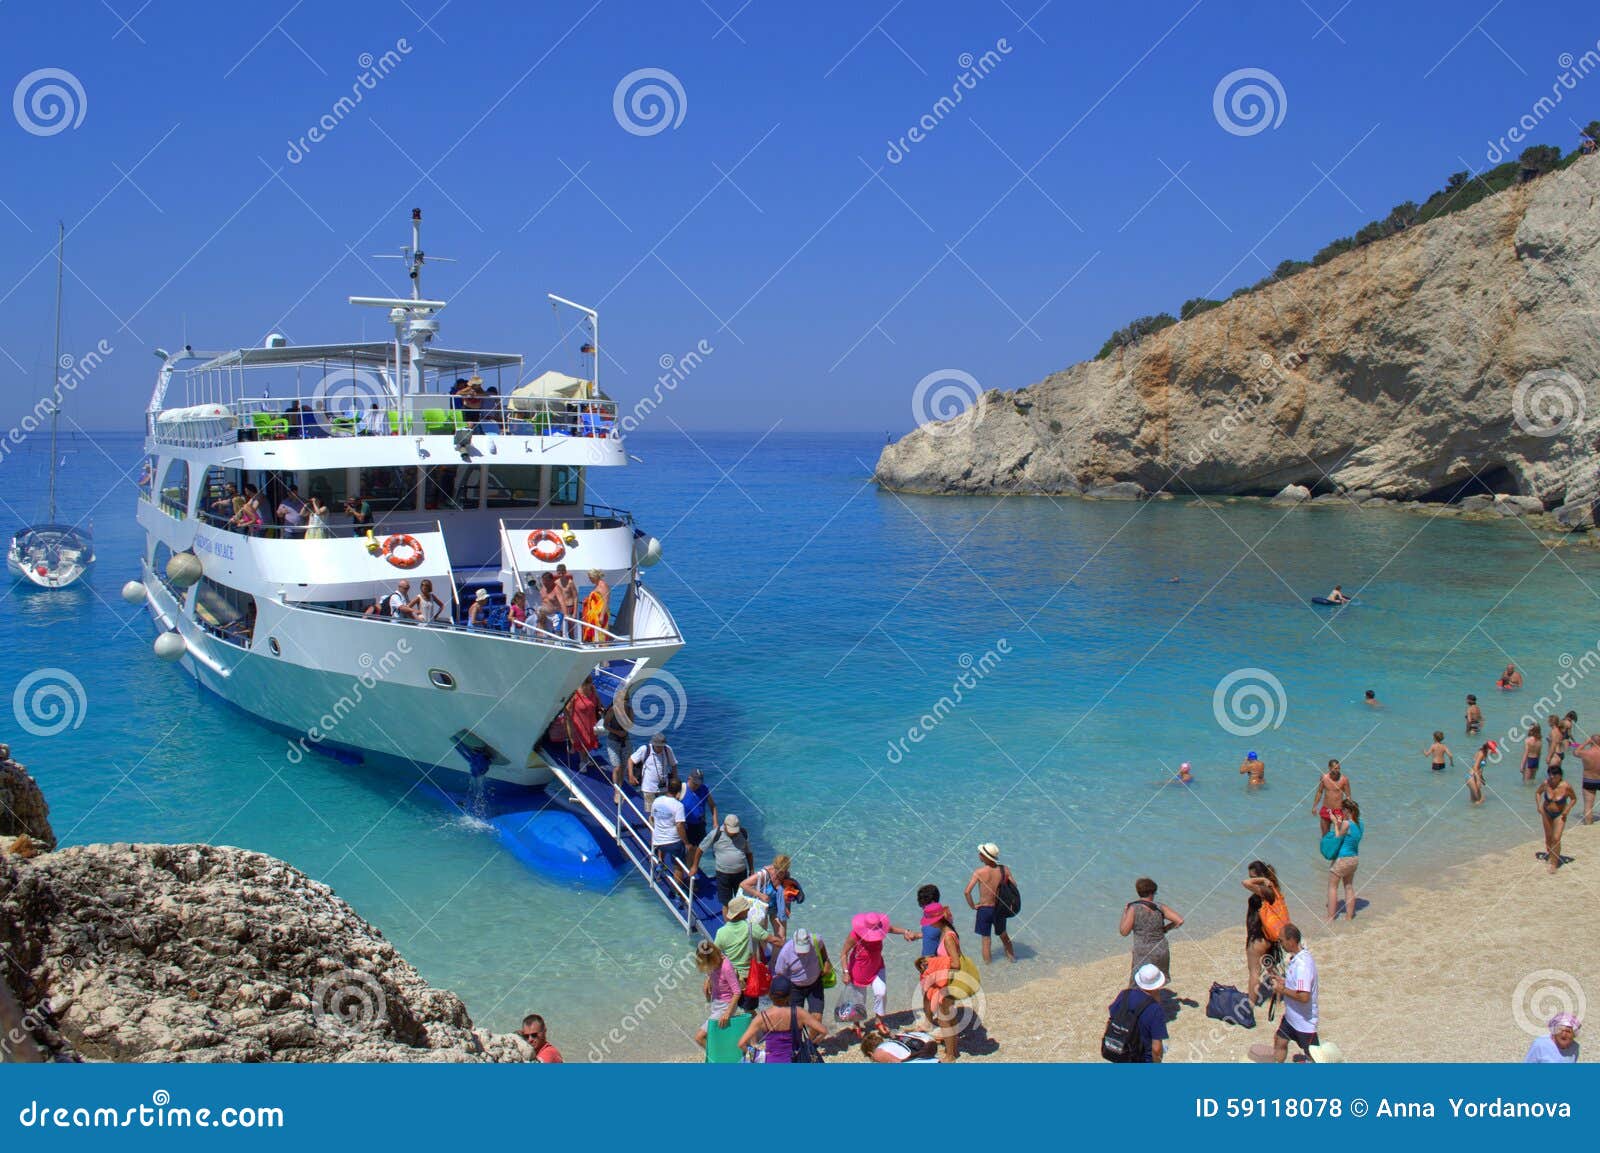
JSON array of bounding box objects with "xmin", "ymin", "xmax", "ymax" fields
[
  {"xmin": 995, "ymin": 867, "xmax": 1022, "ymax": 917},
  {"xmin": 1101, "ymin": 991, "xmax": 1150, "ymax": 1062},
  {"xmin": 742, "ymin": 921, "xmax": 771, "ymax": 998},
  {"xmin": 1319, "ymin": 830, "xmax": 1348, "ymax": 862},
  {"xmin": 1207, "ymin": 983, "xmax": 1256, "ymax": 1028},
  {"xmin": 790, "ymin": 1006, "xmax": 823, "ymax": 1064}
]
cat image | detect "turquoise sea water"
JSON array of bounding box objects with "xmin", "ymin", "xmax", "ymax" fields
[{"xmin": 4, "ymin": 429, "xmax": 1592, "ymax": 1059}]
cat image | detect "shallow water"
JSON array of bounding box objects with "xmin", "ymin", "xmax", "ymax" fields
[{"xmin": 5, "ymin": 429, "xmax": 1591, "ymax": 1058}]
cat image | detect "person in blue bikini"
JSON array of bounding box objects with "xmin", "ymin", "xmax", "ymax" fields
[{"xmin": 1536, "ymin": 765, "xmax": 1577, "ymax": 874}]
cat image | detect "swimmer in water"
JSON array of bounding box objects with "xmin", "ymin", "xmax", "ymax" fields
[
  {"xmin": 1464, "ymin": 694, "xmax": 1483, "ymax": 736},
  {"xmin": 1423, "ymin": 731, "xmax": 1454, "ymax": 772},
  {"xmin": 1467, "ymin": 740, "xmax": 1496, "ymax": 806},
  {"xmin": 1326, "ymin": 585, "xmax": 1351, "ymax": 605},
  {"xmin": 1177, "ymin": 761, "xmax": 1193, "ymax": 784},
  {"xmin": 1239, "ymin": 752, "xmax": 1265, "ymax": 788},
  {"xmin": 1312, "ymin": 759, "xmax": 1353, "ymax": 836},
  {"xmin": 1364, "ymin": 689, "xmax": 1379, "ymax": 708},
  {"xmin": 1499, "ymin": 663, "xmax": 1523, "ymax": 690}
]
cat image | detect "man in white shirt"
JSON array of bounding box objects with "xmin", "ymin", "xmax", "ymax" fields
[
  {"xmin": 631, "ymin": 733, "xmax": 677, "ymax": 815},
  {"xmin": 362, "ymin": 403, "xmax": 387, "ymax": 437},
  {"xmin": 1271, "ymin": 923, "xmax": 1319, "ymax": 1061},
  {"xmin": 649, "ymin": 778, "xmax": 688, "ymax": 887}
]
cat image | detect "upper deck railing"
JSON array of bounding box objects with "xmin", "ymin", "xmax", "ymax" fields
[{"xmin": 149, "ymin": 391, "xmax": 619, "ymax": 448}]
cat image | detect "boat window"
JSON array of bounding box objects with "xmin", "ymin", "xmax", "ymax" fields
[
  {"xmin": 485, "ymin": 464, "xmax": 543, "ymax": 509},
  {"xmin": 304, "ymin": 469, "xmax": 349, "ymax": 511},
  {"xmin": 198, "ymin": 465, "xmax": 247, "ymax": 528},
  {"xmin": 549, "ymin": 465, "xmax": 580, "ymax": 506},
  {"xmin": 138, "ymin": 453, "xmax": 158, "ymax": 502},
  {"xmin": 159, "ymin": 458, "xmax": 189, "ymax": 519},
  {"xmin": 150, "ymin": 541, "xmax": 188, "ymax": 602},
  {"xmin": 358, "ymin": 467, "xmax": 416, "ymax": 513},
  {"xmin": 422, "ymin": 465, "xmax": 474, "ymax": 511},
  {"xmin": 194, "ymin": 576, "xmax": 257, "ymax": 649}
]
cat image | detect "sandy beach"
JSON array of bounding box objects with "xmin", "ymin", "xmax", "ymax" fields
[{"xmin": 817, "ymin": 821, "xmax": 1595, "ymax": 1063}]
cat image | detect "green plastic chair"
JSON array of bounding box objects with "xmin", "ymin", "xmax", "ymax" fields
[
  {"xmin": 422, "ymin": 408, "xmax": 453, "ymax": 434},
  {"xmin": 704, "ymin": 1013, "xmax": 753, "ymax": 1064},
  {"xmin": 252, "ymin": 413, "xmax": 289, "ymax": 440},
  {"xmin": 386, "ymin": 410, "xmax": 412, "ymax": 435}
]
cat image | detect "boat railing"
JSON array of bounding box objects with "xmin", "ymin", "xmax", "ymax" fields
[
  {"xmin": 290, "ymin": 598, "xmax": 657, "ymax": 651},
  {"xmin": 566, "ymin": 743, "xmax": 700, "ymax": 932},
  {"xmin": 155, "ymin": 394, "xmax": 621, "ymax": 443}
]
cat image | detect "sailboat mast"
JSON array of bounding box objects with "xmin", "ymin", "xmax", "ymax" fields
[{"xmin": 48, "ymin": 221, "xmax": 63, "ymax": 523}]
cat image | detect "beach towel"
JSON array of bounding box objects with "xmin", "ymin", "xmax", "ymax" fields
[{"xmin": 705, "ymin": 1013, "xmax": 752, "ymax": 1063}]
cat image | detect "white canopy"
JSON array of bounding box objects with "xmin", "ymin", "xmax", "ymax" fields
[{"xmin": 508, "ymin": 371, "xmax": 605, "ymax": 412}]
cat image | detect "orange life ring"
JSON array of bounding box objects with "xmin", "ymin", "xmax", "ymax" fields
[
  {"xmin": 527, "ymin": 529, "xmax": 565, "ymax": 563},
  {"xmin": 382, "ymin": 534, "xmax": 425, "ymax": 568}
]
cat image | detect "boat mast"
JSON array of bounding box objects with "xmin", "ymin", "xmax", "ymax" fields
[{"xmin": 48, "ymin": 221, "xmax": 63, "ymax": 523}]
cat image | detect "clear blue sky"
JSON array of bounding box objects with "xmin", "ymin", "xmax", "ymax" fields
[{"xmin": 1, "ymin": 0, "xmax": 1594, "ymax": 433}]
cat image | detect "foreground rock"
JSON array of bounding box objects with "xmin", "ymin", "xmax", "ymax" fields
[
  {"xmin": 0, "ymin": 745, "xmax": 55, "ymax": 852},
  {"xmin": 0, "ymin": 842, "xmax": 530, "ymax": 1062},
  {"xmin": 877, "ymin": 155, "xmax": 1600, "ymax": 508}
]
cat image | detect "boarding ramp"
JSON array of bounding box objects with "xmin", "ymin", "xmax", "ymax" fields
[{"xmin": 542, "ymin": 745, "xmax": 724, "ymax": 939}]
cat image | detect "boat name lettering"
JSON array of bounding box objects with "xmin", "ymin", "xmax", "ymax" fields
[{"xmin": 193, "ymin": 534, "xmax": 235, "ymax": 560}]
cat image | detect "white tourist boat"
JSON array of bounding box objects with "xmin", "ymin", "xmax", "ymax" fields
[
  {"xmin": 128, "ymin": 211, "xmax": 681, "ymax": 789},
  {"xmin": 8, "ymin": 223, "xmax": 95, "ymax": 590}
]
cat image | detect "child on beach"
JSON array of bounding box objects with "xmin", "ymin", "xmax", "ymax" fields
[
  {"xmin": 1465, "ymin": 695, "xmax": 1483, "ymax": 736},
  {"xmin": 1239, "ymin": 752, "xmax": 1265, "ymax": 787},
  {"xmin": 1467, "ymin": 741, "xmax": 1496, "ymax": 805},
  {"xmin": 1424, "ymin": 732, "xmax": 1454, "ymax": 772}
]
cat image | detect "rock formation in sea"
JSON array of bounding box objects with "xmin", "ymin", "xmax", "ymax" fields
[
  {"xmin": 875, "ymin": 154, "xmax": 1600, "ymax": 527},
  {"xmin": 0, "ymin": 787, "xmax": 531, "ymax": 1062},
  {"xmin": 0, "ymin": 745, "xmax": 55, "ymax": 853}
]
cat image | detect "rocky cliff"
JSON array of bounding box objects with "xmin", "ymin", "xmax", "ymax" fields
[
  {"xmin": 876, "ymin": 154, "xmax": 1600, "ymax": 523},
  {"xmin": 0, "ymin": 746, "xmax": 54, "ymax": 852},
  {"xmin": 0, "ymin": 830, "xmax": 531, "ymax": 1062}
]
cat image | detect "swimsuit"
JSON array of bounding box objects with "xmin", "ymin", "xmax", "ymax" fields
[
  {"xmin": 1430, "ymin": 762, "xmax": 1446, "ymax": 771},
  {"xmin": 1541, "ymin": 793, "xmax": 1567, "ymax": 820}
]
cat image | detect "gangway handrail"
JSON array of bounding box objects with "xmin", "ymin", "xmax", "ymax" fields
[{"xmin": 545, "ymin": 747, "xmax": 703, "ymax": 937}]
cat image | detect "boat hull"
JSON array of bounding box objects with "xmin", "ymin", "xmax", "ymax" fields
[{"xmin": 141, "ymin": 575, "xmax": 679, "ymax": 790}]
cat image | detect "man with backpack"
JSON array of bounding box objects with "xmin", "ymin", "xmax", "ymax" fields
[
  {"xmin": 963, "ymin": 842, "xmax": 1019, "ymax": 963},
  {"xmin": 1103, "ymin": 965, "xmax": 1169, "ymax": 1062}
]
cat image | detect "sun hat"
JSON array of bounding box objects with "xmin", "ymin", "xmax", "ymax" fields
[
  {"xmin": 1550, "ymin": 1013, "xmax": 1582, "ymax": 1033},
  {"xmin": 792, "ymin": 928, "xmax": 814, "ymax": 954},
  {"xmin": 723, "ymin": 814, "xmax": 741, "ymax": 834},
  {"xmin": 851, "ymin": 912, "xmax": 889, "ymax": 942},
  {"xmin": 978, "ymin": 842, "xmax": 1000, "ymax": 864},
  {"xmin": 725, "ymin": 895, "xmax": 753, "ymax": 919},
  {"xmin": 1134, "ymin": 964, "xmax": 1167, "ymax": 992},
  {"xmin": 920, "ymin": 902, "xmax": 952, "ymax": 927},
  {"xmin": 1307, "ymin": 1040, "xmax": 1345, "ymax": 1063},
  {"xmin": 474, "ymin": 588, "xmax": 489, "ymax": 602}
]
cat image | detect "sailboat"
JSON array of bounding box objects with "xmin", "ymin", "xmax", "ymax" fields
[{"xmin": 7, "ymin": 223, "xmax": 95, "ymax": 589}]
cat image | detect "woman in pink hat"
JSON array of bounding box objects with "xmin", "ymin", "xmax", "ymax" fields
[
  {"xmin": 839, "ymin": 911, "xmax": 917, "ymax": 1035},
  {"xmin": 916, "ymin": 903, "xmax": 964, "ymax": 1061}
]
